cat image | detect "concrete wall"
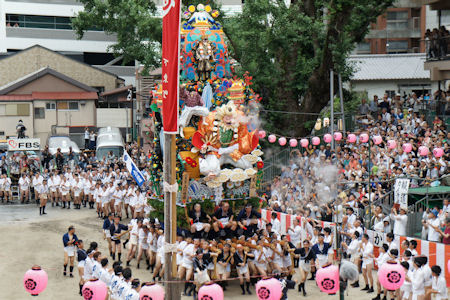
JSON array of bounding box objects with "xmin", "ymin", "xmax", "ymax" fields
[
  {"xmin": 0, "ymin": 101, "xmax": 33, "ymax": 138},
  {"xmin": 350, "ymin": 79, "xmax": 439, "ymax": 100},
  {"xmin": 9, "ymin": 74, "xmax": 85, "ymax": 94},
  {"xmin": 96, "ymin": 108, "xmax": 131, "ymax": 128},
  {"xmin": 0, "ymin": 46, "xmax": 121, "ymax": 91}
]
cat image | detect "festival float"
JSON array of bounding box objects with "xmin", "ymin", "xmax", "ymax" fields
[{"xmin": 149, "ymin": 4, "xmax": 265, "ymax": 225}]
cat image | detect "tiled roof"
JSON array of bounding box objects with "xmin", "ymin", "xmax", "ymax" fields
[
  {"xmin": 349, "ymin": 54, "xmax": 430, "ymax": 81},
  {"xmin": 0, "ymin": 92, "xmax": 97, "ymax": 101}
]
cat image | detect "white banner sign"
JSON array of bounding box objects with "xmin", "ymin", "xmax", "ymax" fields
[
  {"xmin": 7, "ymin": 138, "xmax": 41, "ymax": 151},
  {"xmin": 394, "ymin": 178, "xmax": 410, "ymax": 208}
]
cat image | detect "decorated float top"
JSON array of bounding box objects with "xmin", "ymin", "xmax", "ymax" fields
[{"xmin": 149, "ymin": 4, "xmax": 263, "ymax": 203}]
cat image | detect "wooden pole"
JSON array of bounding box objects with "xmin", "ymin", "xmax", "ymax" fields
[
  {"xmin": 330, "ymin": 69, "xmax": 335, "ymax": 150},
  {"xmin": 338, "ymin": 74, "xmax": 346, "ymax": 133},
  {"xmin": 163, "ymin": 134, "xmax": 180, "ymax": 300}
]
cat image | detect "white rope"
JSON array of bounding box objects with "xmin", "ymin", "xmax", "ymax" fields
[
  {"xmin": 164, "ymin": 242, "xmax": 178, "ymax": 253},
  {"xmin": 163, "ymin": 181, "xmax": 178, "ymax": 193}
]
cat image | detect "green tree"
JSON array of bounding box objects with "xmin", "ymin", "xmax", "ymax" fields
[{"xmin": 72, "ymin": 0, "xmax": 393, "ymax": 135}]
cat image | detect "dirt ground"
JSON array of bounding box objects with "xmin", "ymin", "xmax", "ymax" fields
[{"xmin": 0, "ymin": 204, "xmax": 381, "ymax": 299}]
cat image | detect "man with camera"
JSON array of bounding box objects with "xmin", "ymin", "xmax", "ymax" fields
[{"xmin": 16, "ymin": 120, "xmax": 26, "ymax": 138}]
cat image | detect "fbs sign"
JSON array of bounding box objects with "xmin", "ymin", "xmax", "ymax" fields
[{"xmin": 7, "ymin": 138, "xmax": 41, "ymax": 151}]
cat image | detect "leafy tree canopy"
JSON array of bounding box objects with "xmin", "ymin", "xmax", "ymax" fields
[{"xmin": 72, "ymin": 0, "xmax": 393, "ymax": 135}]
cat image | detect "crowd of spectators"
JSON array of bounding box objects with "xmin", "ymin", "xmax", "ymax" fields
[
  {"xmin": 425, "ymin": 26, "xmax": 449, "ymax": 60},
  {"xmin": 264, "ymin": 90, "xmax": 449, "ymax": 244}
]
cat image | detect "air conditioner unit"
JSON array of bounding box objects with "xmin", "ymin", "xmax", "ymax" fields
[{"xmin": 80, "ymin": 100, "xmax": 86, "ymax": 105}]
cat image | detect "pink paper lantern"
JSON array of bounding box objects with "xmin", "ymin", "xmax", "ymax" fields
[
  {"xmin": 433, "ymin": 147, "xmax": 444, "ymax": 158},
  {"xmin": 378, "ymin": 261, "xmax": 405, "ymax": 291},
  {"xmin": 373, "ymin": 136, "xmax": 382, "ymax": 145},
  {"xmin": 258, "ymin": 130, "xmax": 266, "ymax": 139},
  {"xmin": 278, "ymin": 137, "xmax": 287, "ymax": 146},
  {"xmin": 316, "ymin": 264, "xmax": 339, "ymax": 294},
  {"xmin": 139, "ymin": 282, "xmax": 165, "ymax": 300},
  {"xmin": 323, "ymin": 134, "xmax": 332, "ymax": 143},
  {"xmin": 268, "ymin": 135, "xmax": 276, "ymax": 143},
  {"xmin": 333, "ymin": 132, "xmax": 342, "ymax": 141},
  {"xmin": 198, "ymin": 282, "xmax": 224, "ymax": 300},
  {"xmin": 347, "ymin": 134, "xmax": 356, "ymax": 143},
  {"xmin": 256, "ymin": 278, "xmax": 282, "ymax": 300},
  {"xmin": 23, "ymin": 265, "xmax": 48, "ymax": 296},
  {"xmin": 387, "ymin": 140, "xmax": 397, "ymax": 149},
  {"xmin": 300, "ymin": 138, "xmax": 309, "ymax": 148},
  {"xmin": 360, "ymin": 133, "xmax": 369, "ymax": 143},
  {"xmin": 312, "ymin": 136, "xmax": 320, "ymax": 146},
  {"xmin": 418, "ymin": 146, "xmax": 429, "ymax": 156},
  {"xmin": 402, "ymin": 143, "xmax": 412, "ymax": 153},
  {"xmin": 289, "ymin": 139, "xmax": 298, "ymax": 147},
  {"xmin": 82, "ymin": 279, "xmax": 107, "ymax": 300}
]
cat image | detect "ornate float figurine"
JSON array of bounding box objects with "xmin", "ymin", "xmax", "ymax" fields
[
  {"xmin": 192, "ymin": 102, "xmax": 259, "ymax": 177},
  {"xmin": 193, "ymin": 34, "xmax": 216, "ymax": 81}
]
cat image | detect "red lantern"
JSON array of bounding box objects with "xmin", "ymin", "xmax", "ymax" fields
[
  {"xmin": 82, "ymin": 279, "xmax": 107, "ymax": 300},
  {"xmin": 255, "ymin": 278, "xmax": 282, "ymax": 300},
  {"xmin": 139, "ymin": 282, "xmax": 164, "ymax": 300},
  {"xmin": 378, "ymin": 261, "xmax": 405, "ymax": 291},
  {"xmin": 23, "ymin": 265, "xmax": 48, "ymax": 296},
  {"xmin": 316, "ymin": 263, "xmax": 339, "ymax": 294},
  {"xmin": 198, "ymin": 282, "xmax": 224, "ymax": 300}
]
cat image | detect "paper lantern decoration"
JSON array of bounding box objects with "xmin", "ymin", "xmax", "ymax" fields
[
  {"xmin": 198, "ymin": 282, "xmax": 224, "ymax": 300},
  {"xmin": 314, "ymin": 119, "xmax": 322, "ymax": 131},
  {"xmin": 278, "ymin": 137, "xmax": 287, "ymax": 146},
  {"xmin": 289, "ymin": 139, "xmax": 298, "ymax": 147},
  {"xmin": 433, "ymin": 147, "xmax": 443, "ymax": 158},
  {"xmin": 323, "ymin": 117, "xmax": 330, "ymax": 127},
  {"xmin": 82, "ymin": 279, "xmax": 107, "ymax": 300},
  {"xmin": 268, "ymin": 135, "xmax": 276, "ymax": 143},
  {"xmin": 378, "ymin": 261, "xmax": 405, "ymax": 291},
  {"xmin": 300, "ymin": 139, "xmax": 309, "ymax": 148},
  {"xmin": 23, "ymin": 266, "xmax": 48, "ymax": 296},
  {"xmin": 402, "ymin": 143, "xmax": 412, "ymax": 153},
  {"xmin": 360, "ymin": 133, "xmax": 369, "ymax": 143},
  {"xmin": 323, "ymin": 134, "xmax": 332, "ymax": 143},
  {"xmin": 255, "ymin": 278, "xmax": 282, "ymax": 300},
  {"xmin": 333, "ymin": 132, "xmax": 342, "ymax": 141},
  {"xmin": 316, "ymin": 264, "xmax": 339, "ymax": 294},
  {"xmin": 139, "ymin": 282, "xmax": 165, "ymax": 300},
  {"xmin": 373, "ymin": 136, "xmax": 382, "ymax": 145},
  {"xmin": 312, "ymin": 137, "xmax": 320, "ymax": 146},
  {"xmin": 258, "ymin": 130, "xmax": 266, "ymax": 139},
  {"xmin": 418, "ymin": 146, "xmax": 429, "ymax": 156},
  {"xmin": 347, "ymin": 134, "xmax": 356, "ymax": 143},
  {"xmin": 387, "ymin": 140, "xmax": 397, "ymax": 149}
]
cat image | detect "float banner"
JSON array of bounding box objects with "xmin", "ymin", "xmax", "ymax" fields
[{"xmin": 161, "ymin": 0, "xmax": 181, "ymax": 134}]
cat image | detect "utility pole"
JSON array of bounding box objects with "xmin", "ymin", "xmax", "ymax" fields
[
  {"xmin": 338, "ymin": 74, "xmax": 346, "ymax": 133},
  {"xmin": 330, "ymin": 69, "xmax": 334, "ymax": 150}
]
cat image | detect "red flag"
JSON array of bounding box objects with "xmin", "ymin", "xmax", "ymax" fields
[{"xmin": 161, "ymin": 0, "xmax": 181, "ymax": 134}]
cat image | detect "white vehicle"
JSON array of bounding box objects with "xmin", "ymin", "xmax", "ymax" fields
[
  {"xmin": 47, "ymin": 136, "xmax": 81, "ymax": 155},
  {"xmin": 96, "ymin": 127, "xmax": 124, "ymax": 160}
]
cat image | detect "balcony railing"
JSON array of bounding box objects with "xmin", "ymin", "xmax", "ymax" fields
[{"xmin": 423, "ymin": 36, "xmax": 450, "ymax": 61}]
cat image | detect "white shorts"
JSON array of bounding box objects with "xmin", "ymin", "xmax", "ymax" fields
[
  {"xmin": 140, "ymin": 243, "xmax": 149, "ymax": 250},
  {"xmin": 182, "ymin": 261, "xmax": 193, "ymax": 270},
  {"xmin": 217, "ymin": 263, "xmax": 231, "ymax": 274},
  {"xmin": 237, "ymin": 265, "xmax": 249, "ymax": 275},
  {"xmin": 124, "ymin": 198, "xmax": 130, "ymax": 205},
  {"xmin": 130, "ymin": 235, "xmax": 138, "ymax": 246},
  {"xmin": 104, "ymin": 230, "xmax": 111, "ymax": 238},
  {"xmin": 20, "ymin": 187, "xmax": 29, "ymax": 192},
  {"xmin": 61, "ymin": 192, "xmax": 68, "ymax": 196},
  {"xmin": 78, "ymin": 260, "xmax": 86, "ymax": 268},
  {"xmin": 194, "ymin": 223, "xmax": 204, "ymax": 231},
  {"xmin": 362, "ymin": 259, "xmax": 373, "ymax": 269},
  {"xmin": 207, "ymin": 262, "xmax": 214, "ymax": 271},
  {"xmin": 64, "ymin": 246, "xmax": 76, "ymax": 257},
  {"xmin": 300, "ymin": 260, "xmax": 311, "ymax": 272},
  {"xmin": 254, "ymin": 262, "xmax": 267, "ymax": 270},
  {"xmin": 74, "ymin": 192, "xmax": 81, "ymax": 197},
  {"xmin": 50, "ymin": 188, "xmax": 57, "ymax": 192},
  {"xmin": 115, "ymin": 200, "xmax": 122, "ymax": 205},
  {"xmin": 283, "ymin": 256, "xmax": 292, "ymax": 268}
]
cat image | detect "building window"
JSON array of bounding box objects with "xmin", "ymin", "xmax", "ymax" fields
[
  {"xmin": 46, "ymin": 102, "xmax": 56, "ymax": 110},
  {"xmin": 5, "ymin": 14, "xmax": 103, "ymax": 31},
  {"xmin": 92, "ymin": 86, "xmax": 105, "ymax": 93},
  {"xmin": 386, "ymin": 11, "xmax": 409, "ymax": 30},
  {"xmin": 387, "ymin": 40, "xmax": 408, "ymax": 53},
  {"xmin": 34, "ymin": 107, "xmax": 45, "ymax": 119},
  {"xmin": 2, "ymin": 104, "xmax": 30, "ymax": 116},
  {"xmin": 57, "ymin": 101, "xmax": 79, "ymax": 111},
  {"xmin": 356, "ymin": 42, "xmax": 371, "ymax": 54},
  {"xmin": 385, "ymin": 90, "xmax": 396, "ymax": 98}
]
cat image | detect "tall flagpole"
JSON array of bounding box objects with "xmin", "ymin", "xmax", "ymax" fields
[{"xmin": 161, "ymin": 0, "xmax": 181, "ymax": 298}]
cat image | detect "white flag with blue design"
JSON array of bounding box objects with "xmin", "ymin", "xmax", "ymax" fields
[{"xmin": 123, "ymin": 151, "xmax": 145, "ymax": 187}]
